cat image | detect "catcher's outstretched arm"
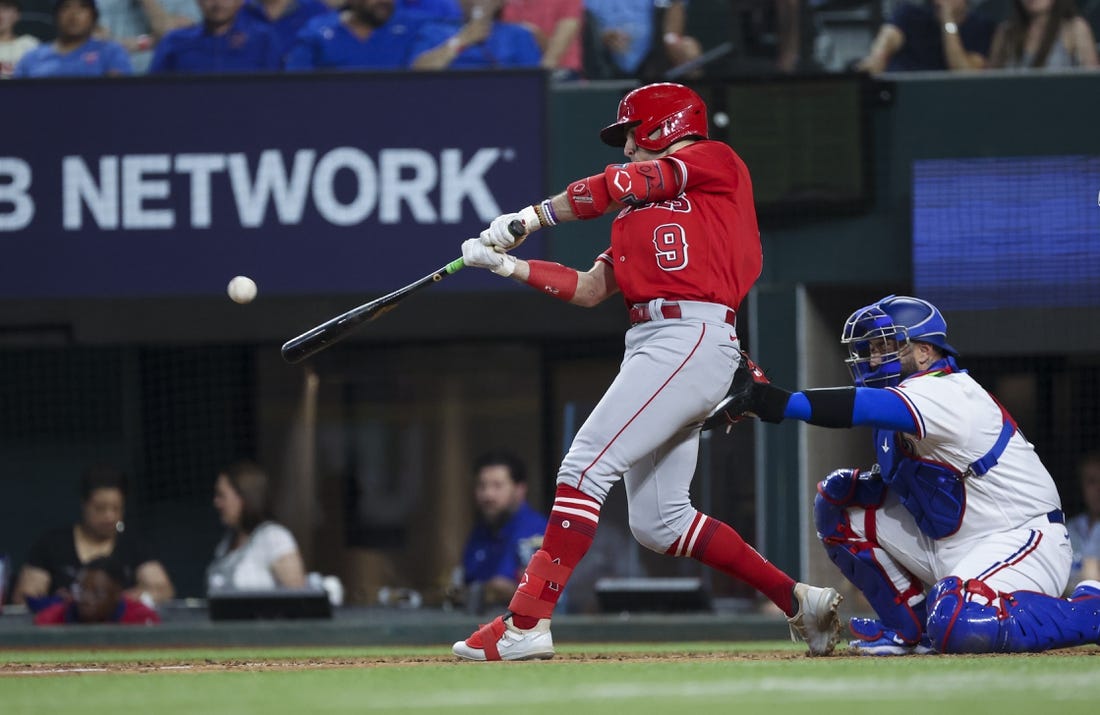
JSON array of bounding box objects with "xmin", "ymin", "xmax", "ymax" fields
[
  {"xmin": 785, "ymin": 388, "xmax": 916, "ymax": 432},
  {"xmin": 705, "ymin": 358, "xmax": 918, "ymax": 433}
]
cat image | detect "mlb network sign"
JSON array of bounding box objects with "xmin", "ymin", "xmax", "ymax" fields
[
  {"xmin": 0, "ymin": 72, "xmax": 546, "ymax": 298},
  {"xmin": 0, "ymin": 147, "xmax": 510, "ymax": 231}
]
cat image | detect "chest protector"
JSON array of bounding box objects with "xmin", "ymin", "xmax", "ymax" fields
[{"xmin": 874, "ymin": 410, "xmax": 1015, "ymax": 539}]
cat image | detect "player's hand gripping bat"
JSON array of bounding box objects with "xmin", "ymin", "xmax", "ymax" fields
[{"xmin": 280, "ymin": 220, "xmax": 526, "ymax": 364}]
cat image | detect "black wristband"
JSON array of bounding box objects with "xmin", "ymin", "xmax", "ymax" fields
[
  {"xmin": 752, "ymin": 383, "xmax": 792, "ymax": 423},
  {"xmin": 804, "ymin": 387, "xmax": 857, "ymax": 428}
]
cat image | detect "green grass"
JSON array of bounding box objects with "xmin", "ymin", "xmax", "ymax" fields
[{"xmin": 2, "ymin": 642, "xmax": 1098, "ymax": 715}]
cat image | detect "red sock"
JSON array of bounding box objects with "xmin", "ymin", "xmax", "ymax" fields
[
  {"xmin": 667, "ymin": 512, "xmax": 797, "ymax": 616},
  {"xmin": 510, "ymin": 484, "xmax": 600, "ymax": 628}
]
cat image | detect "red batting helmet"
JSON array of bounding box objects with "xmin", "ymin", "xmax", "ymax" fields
[{"xmin": 599, "ymin": 83, "xmax": 709, "ymax": 153}]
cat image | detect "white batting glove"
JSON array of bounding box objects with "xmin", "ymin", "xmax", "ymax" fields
[
  {"xmin": 479, "ymin": 206, "xmax": 540, "ymax": 250},
  {"xmin": 461, "ymin": 237, "xmax": 516, "ymax": 277}
]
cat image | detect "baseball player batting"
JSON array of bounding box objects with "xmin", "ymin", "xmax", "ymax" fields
[
  {"xmin": 454, "ymin": 82, "xmax": 842, "ymax": 661},
  {"xmin": 706, "ymin": 295, "xmax": 1100, "ymax": 654}
]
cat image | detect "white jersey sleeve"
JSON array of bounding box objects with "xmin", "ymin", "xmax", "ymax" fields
[
  {"xmin": 890, "ymin": 371, "xmax": 1062, "ymax": 533},
  {"xmin": 889, "ymin": 372, "xmax": 1002, "ymax": 471}
]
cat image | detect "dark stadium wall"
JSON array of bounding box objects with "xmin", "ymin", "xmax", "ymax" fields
[{"xmin": 2, "ymin": 74, "xmax": 1099, "ymax": 600}]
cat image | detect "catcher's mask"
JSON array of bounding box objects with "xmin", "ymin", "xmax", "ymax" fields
[
  {"xmin": 841, "ymin": 295, "xmax": 957, "ymax": 388},
  {"xmin": 599, "ymin": 82, "xmax": 709, "ymax": 153}
]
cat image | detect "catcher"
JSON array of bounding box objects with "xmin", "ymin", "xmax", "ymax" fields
[{"xmin": 705, "ymin": 294, "xmax": 1100, "ymax": 654}]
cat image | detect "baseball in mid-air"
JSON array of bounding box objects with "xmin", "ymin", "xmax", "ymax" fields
[
  {"xmin": 227, "ymin": 275, "xmax": 258, "ymax": 304},
  {"xmin": 712, "ymin": 111, "xmax": 730, "ymax": 128}
]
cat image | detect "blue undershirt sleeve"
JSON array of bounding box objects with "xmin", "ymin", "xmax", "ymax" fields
[{"xmin": 785, "ymin": 388, "xmax": 917, "ymax": 432}]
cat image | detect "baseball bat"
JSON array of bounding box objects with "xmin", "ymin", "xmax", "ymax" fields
[{"xmin": 280, "ymin": 220, "xmax": 525, "ymax": 364}]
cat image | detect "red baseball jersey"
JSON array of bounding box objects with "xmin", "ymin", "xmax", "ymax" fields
[{"xmin": 597, "ymin": 140, "xmax": 761, "ymax": 310}]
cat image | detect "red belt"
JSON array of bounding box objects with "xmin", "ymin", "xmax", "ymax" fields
[{"xmin": 628, "ymin": 302, "xmax": 736, "ymax": 327}]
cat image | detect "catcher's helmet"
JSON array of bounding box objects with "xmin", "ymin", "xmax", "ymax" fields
[
  {"xmin": 841, "ymin": 295, "xmax": 957, "ymax": 387},
  {"xmin": 599, "ymin": 83, "xmax": 709, "ymax": 153}
]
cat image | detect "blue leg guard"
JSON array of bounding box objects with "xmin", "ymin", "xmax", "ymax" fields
[
  {"xmin": 927, "ymin": 576, "xmax": 1100, "ymax": 653},
  {"xmin": 815, "ymin": 469, "xmax": 925, "ymax": 646}
]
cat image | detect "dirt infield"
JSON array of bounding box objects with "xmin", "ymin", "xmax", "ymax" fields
[
  {"xmin": 2, "ymin": 647, "xmax": 1092, "ymax": 675},
  {"xmin": 0, "ymin": 650, "xmax": 799, "ymax": 675}
]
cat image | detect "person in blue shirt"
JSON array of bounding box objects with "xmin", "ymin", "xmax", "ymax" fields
[
  {"xmin": 454, "ymin": 451, "xmax": 547, "ymax": 614},
  {"xmin": 409, "ymin": 0, "xmax": 540, "ymax": 70},
  {"xmin": 14, "ymin": 0, "xmax": 131, "ymax": 77},
  {"xmin": 238, "ymin": 0, "xmax": 331, "ymax": 60},
  {"xmin": 398, "ymin": 0, "xmax": 459, "ymax": 21},
  {"xmin": 585, "ymin": 0, "xmax": 700, "ymax": 79},
  {"xmin": 149, "ymin": 0, "xmax": 282, "ymax": 74},
  {"xmin": 284, "ymin": 0, "xmax": 421, "ymax": 70}
]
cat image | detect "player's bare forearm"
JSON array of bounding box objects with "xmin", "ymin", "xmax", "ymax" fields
[
  {"xmin": 505, "ymin": 256, "xmax": 617, "ymax": 307},
  {"xmin": 573, "ymin": 261, "xmax": 619, "ymax": 306}
]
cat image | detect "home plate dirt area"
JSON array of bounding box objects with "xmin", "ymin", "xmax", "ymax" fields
[{"xmin": 1, "ymin": 646, "xmax": 1092, "ymax": 675}]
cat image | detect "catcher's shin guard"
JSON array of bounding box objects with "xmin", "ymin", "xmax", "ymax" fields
[
  {"xmin": 926, "ymin": 576, "xmax": 1100, "ymax": 653},
  {"xmin": 814, "ymin": 472, "xmax": 925, "ymax": 645}
]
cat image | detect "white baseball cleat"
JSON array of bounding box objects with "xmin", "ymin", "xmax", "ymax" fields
[
  {"xmin": 787, "ymin": 582, "xmax": 843, "ymax": 656},
  {"xmin": 452, "ymin": 614, "xmax": 555, "ymax": 661}
]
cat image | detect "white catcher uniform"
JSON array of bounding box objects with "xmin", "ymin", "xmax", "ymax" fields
[
  {"xmin": 851, "ymin": 367, "xmax": 1071, "ymax": 600},
  {"xmin": 809, "ymin": 295, "xmax": 1096, "ymax": 654}
]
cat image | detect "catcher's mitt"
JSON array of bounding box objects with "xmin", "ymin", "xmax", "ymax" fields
[{"xmin": 702, "ymin": 351, "xmax": 789, "ymax": 432}]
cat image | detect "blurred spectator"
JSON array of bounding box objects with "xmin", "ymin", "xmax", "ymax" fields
[
  {"xmin": 773, "ymin": 0, "xmax": 800, "ymax": 72},
  {"xmin": 0, "ymin": 554, "xmax": 10, "ymax": 609},
  {"xmin": 34, "ymin": 557, "xmax": 161, "ymax": 625},
  {"xmin": 1067, "ymin": 452, "xmax": 1100, "ymax": 591},
  {"xmin": 500, "ymin": 0, "xmax": 584, "ymax": 79},
  {"xmin": 399, "ymin": 0, "xmax": 459, "ymax": 19},
  {"xmin": 725, "ymin": 0, "xmax": 803, "ymax": 73},
  {"xmin": 95, "ymin": 0, "xmax": 201, "ymax": 72},
  {"xmin": 856, "ymin": 0, "xmax": 994, "ymax": 72},
  {"xmin": 584, "ymin": 0, "xmax": 701, "ymax": 79},
  {"xmin": 0, "ymin": 0, "xmax": 40, "ymax": 77},
  {"xmin": 13, "ymin": 0, "xmax": 131, "ymax": 76},
  {"xmin": 989, "ymin": 0, "xmax": 1098, "ymax": 68},
  {"xmin": 447, "ymin": 451, "xmax": 547, "ymax": 614},
  {"xmin": 206, "ymin": 461, "xmax": 307, "ymax": 592},
  {"xmin": 12, "ymin": 465, "xmax": 174, "ymax": 606},
  {"xmin": 284, "ymin": 0, "xmax": 419, "ymax": 71},
  {"xmin": 9, "ymin": 0, "xmax": 54, "ymax": 41},
  {"xmin": 410, "ymin": 0, "xmax": 540, "ymax": 69},
  {"xmin": 149, "ymin": 0, "xmax": 280, "ymax": 72},
  {"xmin": 239, "ymin": 0, "xmax": 329, "ymax": 59}
]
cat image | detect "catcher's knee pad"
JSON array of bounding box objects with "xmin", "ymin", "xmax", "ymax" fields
[
  {"xmin": 814, "ymin": 473, "xmax": 924, "ymax": 644},
  {"xmin": 927, "ymin": 576, "xmax": 1100, "ymax": 653},
  {"xmin": 925, "ymin": 577, "xmax": 997, "ymax": 653},
  {"xmin": 813, "ymin": 468, "xmax": 886, "ymax": 547},
  {"xmin": 817, "ymin": 468, "xmax": 886, "ymax": 511}
]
